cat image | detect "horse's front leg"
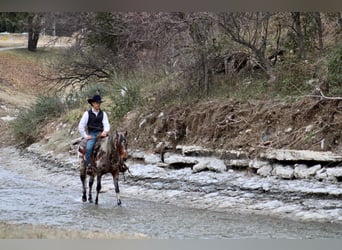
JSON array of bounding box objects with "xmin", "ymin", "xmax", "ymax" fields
[
  {"xmin": 88, "ymin": 174, "xmax": 95, "ymax": 203},
  {"xmin": 95, "ymin": 173, "xmax": 102, "ymax": 205},
  {"xmin": 80, "ymin": 158, "xmax": 87, "ymax": 202},
  {"xmin": 112, "ymin": 171, "xmax": 121, "ymax": 206}
]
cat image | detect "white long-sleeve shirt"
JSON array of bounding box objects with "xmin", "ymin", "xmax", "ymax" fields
[{"xmin": 78, "ymin": 108, "xmax": 110, "ymax": 138}]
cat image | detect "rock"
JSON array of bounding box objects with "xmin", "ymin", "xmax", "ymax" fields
[
  {"xmin": 163, "ymin": 153, "xmax": 198, "ymax": 169},
  {"xmin": 272, "ymin": 164, "xmax": 294, "ymax": 179},
  {"xmin": 305, "ymin": 125, "xmax": 314, "ymax": 132},
  {"xmin": 216, "ymin": 149, "xmax": 248, "ymax": 160},
  {"xmin": 144, "ymin": 154, "xmax": 162, "ymax": 165},
  {"xmin": 294, "ymin": 164, "xmax": 321, "ymax": 179},
  {"xmin": 192, "ymin": 158, "xmax": 227, "ymax": 173},
  {"xmin": 257, "ymin": 165, "xmax": 273, "ymax": 177},
  {"xmin": 326, "ymin": 167, "xmax": 342, "ymax": 178},
  {"xmin": 249, "ymin": 159, "xmax": 271, "ymax": 169},
  {"xmin": 1, "ymin": 115, "xmax": 16, "ymax": 121},
  {"xmin": 315, "ymin": 168, "xmax": 328, "ymax": 181},
  {"xmin": 226, "ymin": 159, "xmax": 249, "ymax": 168},
  {"xmin": 260, "ymin": 149, "xmax": 342, "ymax": 162},
  {"xmin": 130, "ymin": 150, "xmax": 145, "ymax": 161},
  {"xmin": 178, "ymin": 145, "xmax": 213, "ymax": 156},
  {"xmin": 284, "ymin": 127, "xmax": 292, "ymax": 133}
]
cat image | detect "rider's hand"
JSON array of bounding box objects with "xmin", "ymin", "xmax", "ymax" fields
[
  {"xmin": 100, "ymin": 131, "xmax": 107, "ymax": 138},
  {"xmin": 85, "ymin": 135, "xmax": 92, "ymax": 140}
]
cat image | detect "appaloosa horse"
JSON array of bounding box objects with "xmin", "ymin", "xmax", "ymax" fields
[{"xmin": 79, "ymin": 131, "xmax": 128, "ymax": 206}]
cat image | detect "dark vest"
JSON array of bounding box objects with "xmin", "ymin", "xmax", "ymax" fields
[{"xmin": 87, "ymin": 109, "xmax": 104, "ymax": 133}]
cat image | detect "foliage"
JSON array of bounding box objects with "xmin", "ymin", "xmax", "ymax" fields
[
  {"xmin": 63, "ymin": 83, "xmax": 111, "ymax": 109},
  {"xmin": 276, "ymin": 61, "xmax": 314, "ymax": 97},
  {"xmin": 108, "ymin": 76, "xmax": 142, "ymax": 120},
  {"xmin": 0, "ymin": 13, "xmax": 28, "ymax": 33},
  {"xmin": 11, "ymin": 96, "xmax": 64, "ymax": 145},
  {"xmin": 327, "ymin": 44, "xmax": 342, "ymax": 95}
]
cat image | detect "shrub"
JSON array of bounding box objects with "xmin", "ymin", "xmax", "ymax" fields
[
  {"xmin": 108, "ymin": 76, "xmax": 141, "ymax": 120},
  {"xmin": 327, "ymin": 44, "xmax": 342, "ymax": 95},
  {"xmin": 11, "ymin": 96, "xmax": 64, "ymax": 145}
]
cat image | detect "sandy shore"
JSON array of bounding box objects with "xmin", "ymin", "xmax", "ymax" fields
[{"xmin": 0, "ymin": 221, "xmax": 148, "ymax": 239}]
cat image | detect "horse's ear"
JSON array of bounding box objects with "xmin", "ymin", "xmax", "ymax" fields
[{"xmin": 124, "ymin": 130, "xmax": 128, "ymax": 137}]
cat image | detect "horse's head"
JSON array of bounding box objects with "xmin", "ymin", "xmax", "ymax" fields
[{"xmin": 115, "ymin": 131, "xmax": 128, "ymax": 162}]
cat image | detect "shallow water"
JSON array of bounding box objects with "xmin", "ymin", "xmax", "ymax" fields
[{"xmin": 1, "ymin": 147, "xmax": 342, "ymax": 239}]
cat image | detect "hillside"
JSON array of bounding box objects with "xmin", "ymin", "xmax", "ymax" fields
[{"xmin": 0, "ymin": 47, "xmax": 341, "ymax": 157}]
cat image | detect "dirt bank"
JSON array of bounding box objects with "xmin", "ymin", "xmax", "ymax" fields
[{"xmin": 121, "ymin": 98, "xmax": 342, "ymax": 157}]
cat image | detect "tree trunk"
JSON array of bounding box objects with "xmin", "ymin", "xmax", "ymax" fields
[
  {"xmin": 201, "ymin": 53, "xmax": 210, "ymax": 95},
  {"xmin": 314, "ymin": 12, "xmax": 324, "ymax": 51},
  {"xmin": 27, "ymin": 14, "xmax": 41, "ymax": 52},
  {"xmin": 292, "ymin": 12, "xmax": 306, "ymax": 59},
  {"xmin": 338, "ymin": 12, "xmax": 342, "ymax": 32}
]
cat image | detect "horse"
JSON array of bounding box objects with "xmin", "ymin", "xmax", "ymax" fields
[{"xmin": 79, "ymin": 131, "xmax": 128, "ymax": 206}]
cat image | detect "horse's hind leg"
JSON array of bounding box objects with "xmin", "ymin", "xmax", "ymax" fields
[
  {"xmin": 95, "ymin": 174, "xmax": 102, "ymax": 205},
  {"xmin": 112, "ymin": 172, "xmax": 121, "ymax": 206}
]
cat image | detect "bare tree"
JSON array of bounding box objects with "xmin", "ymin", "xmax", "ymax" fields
[
  {"xmin": 185, "ymin": 13, "xmax": 215, "ymax": 95},
  {"xmin": 217, "ymin": 12, "xmax": 276, "ymax": 84},
  {"xmin": 313, "ymin": 12, "xmax": 324, "ymax": 51},
  {"xmin": 291, "ymin": 12, "xmax": 306, "ymax": 59}
]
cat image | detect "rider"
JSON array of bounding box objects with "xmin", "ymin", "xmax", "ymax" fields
[{"xmin": 78, "ymin": 94, "xmax": 110, "ymax": 174}]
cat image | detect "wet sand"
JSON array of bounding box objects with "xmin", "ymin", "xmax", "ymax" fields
[{"xmin": 0, "ymin": 221, "xmax": 148, "ymax": 239}]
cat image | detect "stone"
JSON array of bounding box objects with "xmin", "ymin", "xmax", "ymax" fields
[
  {"xmin": 226, "ymin": 159, "xmax": 250, "ymax": 168},
  {"xmin": 272, "ymin": 164, "xmax": 294, "ymax": 179},
  {"xmin": 163, "ymin": 153, "xmax": 198, "ymax": 169},
  {"xmin": 326, "ymin": 167, "xmax": 342, "ymax": 178},
  {"xmin": 260, "ymin": 149, "xmax": 342, "ymax": 162},
  {"xmin": 257, "ymin": 165, "xmax": 273, "ymax": 177},
  {"xmin": 249, "ymin": 159, "xmax": 271, "ymax": 169},
  {"xmin": 294, "ymin": 164, "xmax": 321, "ymax": 179},
  {"xmin": 192, "ymin": 158, "xmax": 227, "ymax": 173},
  {"xmin": 315, "ymin": 168, "xmax": 328, "ymax": 181},
  {"xmin": 178, "ymin": 145, "xmax": 213, "ymax": 156}
]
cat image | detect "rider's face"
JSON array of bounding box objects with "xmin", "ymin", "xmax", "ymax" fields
[{"xmin": 92, "ymin": 101, "xmax": 101, "ymax": 111}]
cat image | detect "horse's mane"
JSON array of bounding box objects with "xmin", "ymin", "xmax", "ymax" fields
[
  {"xmin": 99, "ymin": 134, "xmax": 112, "ymax": 154},
  {"xmin": 98, "ymin": 133, "xmax": 118, "ymax": 162}
]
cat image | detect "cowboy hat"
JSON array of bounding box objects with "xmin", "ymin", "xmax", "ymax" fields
[{"xmin": 87, "ymin": 94, "xmax": 104, "ymax": 104}]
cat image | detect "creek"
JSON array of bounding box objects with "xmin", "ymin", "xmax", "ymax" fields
[{"xmin": 1, "ymin": 146, "xmax": 342, "ymax": 239}]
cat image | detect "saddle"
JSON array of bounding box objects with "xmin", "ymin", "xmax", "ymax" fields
[{"xmin": 78, "ymin": 138, "xmax": 103, "ymax": 157}]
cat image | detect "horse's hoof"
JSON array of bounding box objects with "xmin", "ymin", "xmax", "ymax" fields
[
  {"xmin": 88, "ymin": 198, "xmax": 93, "ymax": 203},
  {"xmin": 82, "ymin": 196, "xmax": 87, "ymax": 202},
  {"xmin": 117, "ymin": 199, "xmax": 122, "ymax": 206}
]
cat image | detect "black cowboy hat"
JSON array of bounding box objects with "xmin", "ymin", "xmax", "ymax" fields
[{"xmin": 87, "ymin": 94, "xmax": 104, "ymax": 104}]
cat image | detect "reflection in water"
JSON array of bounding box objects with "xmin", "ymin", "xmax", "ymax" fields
[{"xmin": 1, "ymin": 148, "xmax": 342, "ymax": 239}]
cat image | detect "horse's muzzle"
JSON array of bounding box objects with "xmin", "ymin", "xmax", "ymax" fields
[{"xmin": 121, "ymin": 151, "xmax": 128, "ymax": 162}]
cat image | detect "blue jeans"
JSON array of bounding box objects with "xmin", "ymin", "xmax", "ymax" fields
[{"xmin": 85, "ymin": 131, "xmax": 101, "ymax": 166}]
